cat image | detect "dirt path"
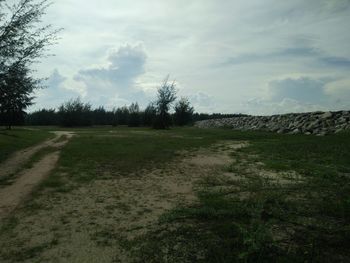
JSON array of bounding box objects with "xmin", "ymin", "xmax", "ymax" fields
[
  {"xmin": 0, "ymin": 131, "xmax": 74, "ymax": 179},
  {"xmin": 0, "ymin": 131, "xmax": 74, "ymax": 219}
]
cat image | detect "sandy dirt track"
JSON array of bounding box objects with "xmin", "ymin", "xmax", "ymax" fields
[{"xmin": 0, "ymin": 131, "xmax": 74, "ymax": 219}]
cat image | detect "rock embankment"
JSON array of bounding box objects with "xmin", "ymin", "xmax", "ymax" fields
[{"xmin": 195, "ymin": 111, "xmax": 350, "ymax": 135}]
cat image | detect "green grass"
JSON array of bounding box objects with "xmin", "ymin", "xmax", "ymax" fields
[
  {"xmin": 39, "ymin": 127, "xmax": 249, "ymax": 190},
  {"xmin": 244, "ymin": 131, "xmax": 350, "ymax": 177},
  {"xmin": 123, "ymin": 129, "xmax": 350, "ymax": 263},
  {"xmin": 36, "ymin": 126, "xmax": 350, "ymax": 262},
  {"xmin": 0, "ymin": 128, "xmax": 52, "ymax": 164},
  {"xmin": 1, "ymin": 126, "xmax": 350, "ymax": 262}
]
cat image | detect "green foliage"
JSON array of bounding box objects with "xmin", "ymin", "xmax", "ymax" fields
[
  {"xmin": 0, "ymin": 64, "xmax": 39, "ymax": 128},
  {"xmin": 143, "ymin": 102, "xmax": 157, "ymax": 126},
  {"xmin": 26, "ymin": 108, "xmax": 58, "ymax": 126},
  {"xmin": 113, "ymin": 106, "xmax": 129, "ymax": 126},
  {"xmin": 192, "ymin": 113, "xmax": 249, "ymax": 122},
  {"xmin": 58, "ymin": 98, "xmax": 92, "ymax": 127},
  {"xmin": 92, "ymin": 106, "xmax": 114, "ymax": 125},
  {"xmin": 128, "ymin": 102, "xmax": 140, "ymax": 127},
  {"xmin": 174, "ymin": 97, "xmax": 194, "ymax": 126},
  {"xmin": 153, "ymin": 78, "xmax": 177, "ymax": 129},
  {"xmin": 0, "ymin": 0, "xmax": 59, "ymax": 129}
]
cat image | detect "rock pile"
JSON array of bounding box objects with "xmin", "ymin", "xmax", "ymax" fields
[{"xmin": 194, "ymin": 111, "xmax": 350, "ymax": 136}]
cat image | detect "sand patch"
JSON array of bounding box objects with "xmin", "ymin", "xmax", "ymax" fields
[{"xmin": 0, "ymin": 152, "xmax": 60, "ymax": 219}]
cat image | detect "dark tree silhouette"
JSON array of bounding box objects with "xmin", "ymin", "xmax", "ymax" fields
[
  {"xmin": 174, "ymin": 97, "xmax": 194, "ymax": 126},
  {"xmin": 0, "ymin": 0, "xmax": 59, "ymax": 129},
  {"xmin": 128, "ymin": 102, "xmax": 140, "ymax": 127},
  {"xmin": 143, "ymin": 102, "xmax": 157, "ymax": 126},
  {"xmin": 58, "ymin": 98, "xmax": 92, "ymax": 127},
  {"xmin": 0, "ymin": 63, "xmax": 39, "ymax": 128},
  {"xmin": 26, "ymin": 108, "xmax": 58, "ymax": 125},
  {"xmin": 113, "ymin": 106, "xmax": 129, "ymax": 126},
  {"xmin": 153, "ymin": 78, "xmax": 177, "ymax": 129}
]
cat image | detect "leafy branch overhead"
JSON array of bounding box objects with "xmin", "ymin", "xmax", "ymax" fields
[
  {"xmin": 0, "ymin": 0, "xmax": 60, "ymax": 65},
  {"xmin": 0, "ymin": 0, "xmax": 60, "ymax": 129}
]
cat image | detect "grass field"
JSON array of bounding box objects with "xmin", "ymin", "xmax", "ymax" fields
[{"xmin": 0, "ymin": 127, "xmax": 349, "ymax": 262}]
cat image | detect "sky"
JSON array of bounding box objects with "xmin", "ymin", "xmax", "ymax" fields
[{"xmin": 31, "ymin": 0, "xmax": 350, "ymax": 115}]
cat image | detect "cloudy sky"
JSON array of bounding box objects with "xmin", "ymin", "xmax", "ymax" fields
[{"xmin": 32, "ymin": 0, "xmax": 350, "ymax": 114}]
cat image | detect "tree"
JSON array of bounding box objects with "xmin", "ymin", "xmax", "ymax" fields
[
  {"xmin": 0, "ymin": 63, "xmax": 39, "ymax": 128},
  {"xmin": 143, "ymin": 102, "xmax": 157, "ymax": 126},
  {"xmin": 92, "ymin": 106, "xmax": 107, "ymax": 125},
  {"xmin": 174, "ymin": 97, "xmax": 194, "ymax": 126},
  {"xmin": 58, "ymin": 98, "xmax": 92, "ymax": 127},
  {"xmin": 26, "ymin": 108, "xmax": 58, "ymax": 125},
  {"xmin": 128, "ymin": 102, "xmax": 140, "ymax": 127},
  {"xmin": 113, "ymin": 106, "xmax": 129, "ymax": 126},
  {"xmin": 153, "ymin": 78, "xmax": 177, "ymax": 129},
  {"xmin": 0, "ymin": 0, "xmax": 59, "ymax": 129}
]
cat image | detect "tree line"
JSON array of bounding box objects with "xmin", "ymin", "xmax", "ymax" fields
[
  {"xmin": 25, "ymin": 100, "xmax": 181, "ymax": 127},
  {"xmin": 25, "ymin": 79, "xmax": 196, "ymax": 128},
  {"xmin": 25, "ymin": 101, "xmax": 246, "ymax": 128},
  {"xmin": 25, "ymin": 78, "xmax": 244, "ymax": 128}
]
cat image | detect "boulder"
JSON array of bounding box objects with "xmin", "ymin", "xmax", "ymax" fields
[
  {"xmin": 194, "ymin": 110, "xmax": 350, "ymax": 136},
  {"xmin": 320, "ymin": 112, "xmax": 332, "ymax": 119}
]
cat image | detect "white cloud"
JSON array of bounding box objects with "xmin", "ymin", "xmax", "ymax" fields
[
  {"xmin": 325, "ymin": 78, "xmax": 350, "ymax": 107},
  {"xmin": 72, "ymin": 44, "xmax": 150, "ymax": 108},
  {"xmin": 31, "ymin": 70, "xmax": 81, "ymax": 110},
  {"xmin": 30, "ymin": 0, "xmax": 350, "ymax": 114},
  {"xmin": 187, "ymin": 92, "xmax": 218, "ymax": 113},
  {"xmin": 267, "ymin": 77, "xmax": 331, "ymax": 104},
  {"xmin": 241, "ymin": 98, "xmax": 328, "ymax": 115}
]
